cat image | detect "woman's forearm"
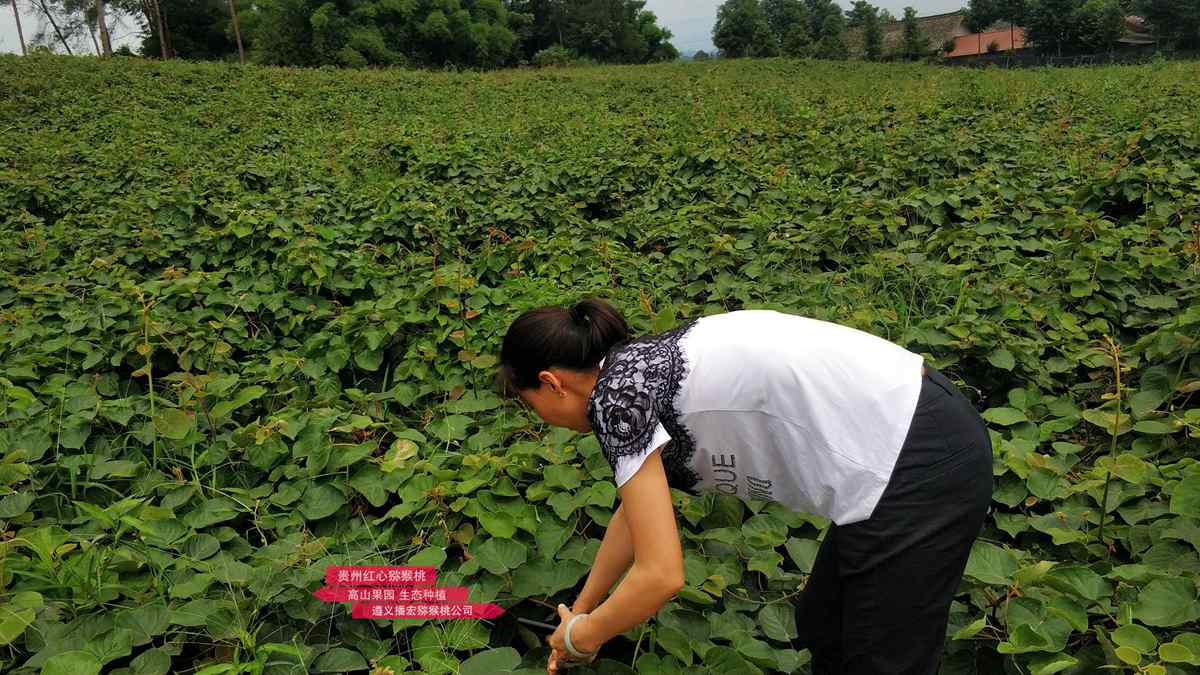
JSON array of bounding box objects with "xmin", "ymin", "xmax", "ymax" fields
[
  {"xmin": 573, "ymin": 503, "xmax": 635, "ymax": 613},
  {"xmin": 575, "ymin": 561, "xmax": 683, "ymax": 652}
]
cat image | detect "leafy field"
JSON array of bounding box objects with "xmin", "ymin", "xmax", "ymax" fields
[{"xmin": 1, "ymin": 53, "xmax": 1198, "ymax": 675}]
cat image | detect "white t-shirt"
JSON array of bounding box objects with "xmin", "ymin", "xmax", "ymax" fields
[{"xmin": 586, "ymin": 309, "xmax": 926, "ymax": 525}]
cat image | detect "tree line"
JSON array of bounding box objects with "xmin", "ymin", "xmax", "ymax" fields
[
  {"xmin": 710, "ymin": 0, "xmax": 937, "ymax": 60},
  {"xmin": 966, "ymin": 0, "xmax": 1198, "ymax": 55},
  {"xmin": 708, "ymin": 0, "xmax": 1197, "ymax": 61},
  {"xmin": 13, "ymin": 0, "xmax": 680, "ymax": 68}
]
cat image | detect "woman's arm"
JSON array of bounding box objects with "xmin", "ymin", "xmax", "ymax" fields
[
  {"xmin": 564, "ymin": 445, "xmax": 685, "ymax": 652},
  {"xmin": 572, "ymin": 502, "xmax": 635, "ymax": 613}
]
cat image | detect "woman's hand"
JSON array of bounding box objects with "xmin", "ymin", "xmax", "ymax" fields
[
  {"xmin": 547, "ymin": 603, "xmax": 600, "ymax": 673},
  {"xmin": 547, "ymin": 646, "xmax": 597, "ymax": 674}
]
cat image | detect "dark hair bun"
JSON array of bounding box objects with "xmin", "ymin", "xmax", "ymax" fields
[
  {"xmin": 569, "ymin": 302, "xmax": 591, "ymax": 326},
  {"xmin": 496, "ymin": 297, "xmax": 631, "ymax": 393}
]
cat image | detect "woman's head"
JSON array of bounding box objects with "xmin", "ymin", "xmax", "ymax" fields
[{"xmin": 496, "ymin": 297, "xmax": 630, "ymax": 432}]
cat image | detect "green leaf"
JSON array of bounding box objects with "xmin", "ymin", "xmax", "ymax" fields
[
  {"xmin": 154, "ymin": 408, "xmax": 194, "ymax": 440},
  {"xmin": 477, "ymin": 510, "xmax": 518, "ymax": 538},
  {"xmin": 741, "ymin": 514, "xmax": 787, "ymax": 548},
  {"xmin": 354, "ymin": 348, "xmax": 383, "ymax": 371},
  {"xmin": 748, "ymin": 550, "xmax": 783, "ymax": 576},
  {"xmin": 129, "ymin": 647, "xmax": 172, "ymax": 675},
  {"xmin": 655, "ymin": 625, "xmax": 692, "ymax": 666},
  {"xmin": 544, "ymin": 463, "xmax": 583, "ymax": 490},
  {"xmin": 1132, "ymin": 577, "xmax": 1200, "ymax": 627},
  {"xmin": 1028, "ymin": 652, "xmax": 1078, "ymax": 675},
  {"xmin": 1043, "ymin": 565, "xmax": 1111, "ymax": 602},
  {"xmin": 988, "ymin": 348, "xmax": 1016, "ymax": 371},
  {"xmin": 1097, "ymin": 453, "xmax": 1149, "ymax": 484},
  {"xmin": 1115, "ymin": 645, "xmax": 1142, "ymax": 666},
  {"xmin": 1081, "ymin": 407, "xmax": 1133, "ymax": 436},
  {"xmin": 1112, "ymin": 623, "xmax": 1158, "ymax": 654},
  {"xmin": 1134, "ymin": 294, "xmax": 1178, "ymax": 309},
  {"xmin": 784, "ymin": 537, "xmax": 820, "ymax": 573},
  {"xmin": 460, "ymin": 647, "xmax": 520, "ymax": 675},
  {"xmin": 299, "ymin": 483, "xmax": 346, "ymax": 520},
  {"xmin": 472, "ymin": 537, "xmax": 527, "ymax": 575},
  {"xmin": 0, "ymin": 492, "xmax": 35, "ymax": 519},
  {"xmin": 758, "ymin": 603, "xmax": 797, "ymax": 641},
  {"xmin": 1171, "ymin": 476, "xmax": 1200, "ymax": 518},
  {"xmin": 964, "ymin": 541, "xmax": 1019, "ymax": 586},
  {"xmin": 314, "ymin": 647, "xmax": 367, "ymax": 672},
  {"xmin": 208, "ymin": 385, "xmax": 267, "ymax": 419},
  {"xmin": 43, "ymin": 650, "xmax": 103, "ymax": 675},
  {"xmin": 511, "ymin": 555, "xmax": 588, "ymax": 597},
  {"xmin": 380, "ymin": 438, "xmax": 419, "ymax": 472},
  {"xmin": 982, "ymin": 407, "xmax": 1027, "ymax": 426},
  {"xmin": 701, "ymin": 646, "xmax": 763, "ymax": 675},
  {"xmin": 184, "ymin": 497, "xmax": 242, "ymax": 529},
  {"xmin": 1134, "ymin": 419, "xmax": 1177, "ymax": 435},
  {"xmin": 0, "ymin": 605, "xmax": 35, "ymax": 647},
  {"xmin": 951, "ymin": 616, "xmax": 987, "ymax": 640},
  {"xmin": 1159, "ymin": 641, "xmax": 1200, "ymax": 665},
  {"xmin": 428, "ymin": 414, "xmax": 473, "ymax": 442}
]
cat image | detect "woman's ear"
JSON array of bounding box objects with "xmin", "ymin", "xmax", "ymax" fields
[{"xmin": 538, "ymin": 370, "xmax": 565, "ymax": 397}]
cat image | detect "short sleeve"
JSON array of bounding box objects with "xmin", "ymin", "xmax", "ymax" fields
[
  {"xmin": 612, "ymin": 423, "xmax": 672, "ymax": 488},
  {"xmin": 587, "ymin": 357, "xmax": 672, "ymax": 489}
]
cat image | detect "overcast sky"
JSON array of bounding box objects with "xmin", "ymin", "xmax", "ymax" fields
[{"xmin": 1, "ymin": 0, "xmax": 967, "ymax": 56}]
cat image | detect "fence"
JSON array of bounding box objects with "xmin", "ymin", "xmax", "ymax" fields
[{"xmin": 941, "ymin": 44, "xmax": 1200, "ymax": 68}]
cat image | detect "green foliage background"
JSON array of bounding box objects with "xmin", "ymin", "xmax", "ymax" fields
[{"xmin": 1, "ymin": 54, "xmax": 1198, "ymax": 674}]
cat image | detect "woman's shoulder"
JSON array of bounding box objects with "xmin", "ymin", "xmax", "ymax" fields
[{"xmin": 600, "ymin": 318, "xmax": 702, "ymax": 373}]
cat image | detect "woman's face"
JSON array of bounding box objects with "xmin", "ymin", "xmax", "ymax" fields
[{"xmin": 517, "ymin": 369, "xmax": 593, "ymax": 433}]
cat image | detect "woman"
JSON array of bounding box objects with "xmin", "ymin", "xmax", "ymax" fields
[{"xmin": 495, "ymin": 298, "xmax": 994, "ymax": 674}]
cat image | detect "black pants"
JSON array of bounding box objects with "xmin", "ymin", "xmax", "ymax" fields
[{"xmin": 793, "ymin": 366, "xmax": 994, "ymax": 674}]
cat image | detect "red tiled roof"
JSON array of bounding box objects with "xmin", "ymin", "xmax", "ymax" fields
[{"xmin": 946, "ymin": 27, "xmax": 1027, "ymax": 57}]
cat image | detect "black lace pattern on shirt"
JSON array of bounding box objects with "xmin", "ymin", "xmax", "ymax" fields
[{"xmin": 586, "ymin": 318, "xmax": 702, "ymax": 492}]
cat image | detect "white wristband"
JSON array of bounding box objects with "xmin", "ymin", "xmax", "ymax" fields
[{"xmin": 564, "ymin": 612, "xmax": 595, "ymax": 658}]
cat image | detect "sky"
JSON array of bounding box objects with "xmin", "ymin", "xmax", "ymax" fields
[{"xmin": 1, "ymin": 0, "xmax": 968, "ymax": 57}]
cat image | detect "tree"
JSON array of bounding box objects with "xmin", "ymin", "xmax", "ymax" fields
[
  {"xmin": 227, "ymin": 0, "xmax": 243, "ymax": 63},
  {"xmin": 713, "ymin": 0, "xmax": 778, "ymax": 57},
  {"xmin": 781, "ymin": 20, "xmax": 812, "ymax": 55},
  {"xmin": 862, "ymin": 5, "xmax": 882, "ymax": 59},
  {"xmin": 843, "ymin": 0, "xmax": 873, "ymax": 26},
  {"xmin": 1023, "ymin": 0, "xmax": 1078, "ymax": 54},
  {"xmin": 803, "ymin": 0, "xmax": 841, "ymax": 42},
  {"xmin": 95, "ymin": 0, "xmax": 111, "ymax": 54},
  {"xmin": 966, "ymin": 0, "xmax": 1026, "ymax": 52},
  {"xmin": 762, "ymin": 0, "xmax": 810, "ymax": 54},
  {"xmin": 637, "ymin": 9, "xmax": 679, "ymax": 61},
  {"xmin": 763, "ymin": 0, "xmax": 806, "ymax": 36},
  {"xmin": 844, "ymin": 0, "xmax": 882, "ymax": 59},
  {"xmin": 1077, "ymin": 0, "xmax": 1125, "ymax": 51},
  {"xmin": 1023, "ymin": 0, "xmax": 1127, "ymax": 54},
  {"xmin": 899, "ymin": 6, "xmax": 928, "ymax": 59},
  {"xmin": 10, "ymin": 0, "xmax": 28, "ymax": 55},
  {"xmin": 507, "ymin": 0, "xmax": 679, "ymax": 64},
  {"xmin": 139, "ymin": 0, "xmax": 237, "ymax": 60},
  {"xmin": 813, "ymin": 9, "xmax": 847, "ymax": 58},
  {"xmin": 692, "ymin": 48, "xmax": 710, "ymax": 59},
  {"xmin": 1135, "ymin": 0, "xmax": 1200, "ymax": 48}
]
